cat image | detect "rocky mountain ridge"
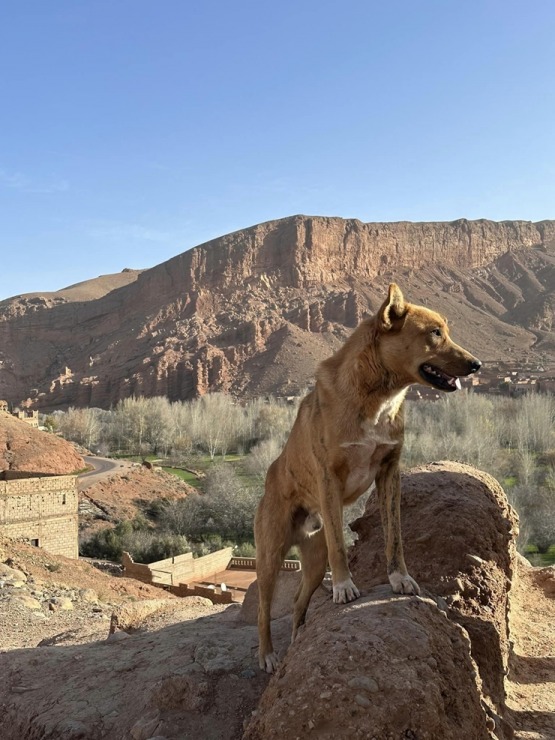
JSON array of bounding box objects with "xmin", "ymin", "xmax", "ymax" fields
[{"xmin": 1, "ymin": 215, "xmax": 554, "ymax": 410}]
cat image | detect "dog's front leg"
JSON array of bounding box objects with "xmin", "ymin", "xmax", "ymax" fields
[
  {"xmin": 375, "ymin": 459, "xmax": 420, "ymax": 595},
  {"xmin": 318, "ymin": 469, "xmax": 360, "ymax": 604}
]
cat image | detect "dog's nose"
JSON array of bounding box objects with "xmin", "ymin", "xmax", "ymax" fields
[{"xmin": 469, "ymin": 359, "xmax": 482, "ymax": 374}]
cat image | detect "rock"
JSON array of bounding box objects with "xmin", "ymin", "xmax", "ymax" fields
[
  {"xmin": 48, "ymin": 597, "xmax": 73, "ymax": 611},
  {"xmin": 109, "ymin": 599, "xmax": 172, "ymax": 634},
  {"xmin": 79, "ymin": 588, "xmax": 99, "ymax": 603},
  {"xmin": 0, "ymin": 412, "xmax": 84, "ymax": 475},
  {"xmin": 150, "ymin": 676, "xmax": 211, "ymax": 711},
  {"xmin": 13, "ymin": 594, "xmax": 42, "ymax": 610},
  {"xmin": 347, "ymin": 675, "xmax": 379, "ymax": 692},
  {"xmin": 533, "ymin": 565, "xmax": 555, "ymax": 596},
  {"xmin": 244, "ymin": 588, "xmax": 492, "ymax": 740},
  {"xmin": 193, "ymin": 639, "xmax": 246, "ymax": 674},
  {"xmin": 0, "ymin": 564, "xmax": 27, "ymax": 585},
  {"xmin": 349, "ymin": 461, "xmax": 518, "ymax": 715},
  {"xmin": 130, "ymin": 711, "xmax": 162, "ymax": 740}
]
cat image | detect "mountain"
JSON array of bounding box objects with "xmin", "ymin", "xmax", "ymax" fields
[{"xmin": 1, "ymin": 215, "xmax": 554, "ymax": 410}]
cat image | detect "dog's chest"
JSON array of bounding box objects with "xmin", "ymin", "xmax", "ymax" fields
[{"xmin": 342, "ymin": 416, "xmax": 399, "ymax": 498}]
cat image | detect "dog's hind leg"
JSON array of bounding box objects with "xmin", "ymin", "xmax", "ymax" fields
[
  {"xmin": 256, "ymin": 554, "xmax": 283, "ymax": 673},
  {"xmin": 255, "ymin": 494, "xmax": 292, "ymax": 673},
  {"xmin": 291, "ymin": 527, "xmax": 328, "ymax": 642}
]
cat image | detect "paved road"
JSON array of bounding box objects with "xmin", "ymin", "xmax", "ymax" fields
[{"xmin": 78, "ymin": 456, "xmax": 134, "ymax": 490}]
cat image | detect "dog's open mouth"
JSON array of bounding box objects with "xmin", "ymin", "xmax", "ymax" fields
[{"xmin": 419, "ymin": 364, "xmax": 462, "ymax": 392}]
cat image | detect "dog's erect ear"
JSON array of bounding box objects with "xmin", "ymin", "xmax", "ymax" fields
[{"xmin": 378, "ymin": 283, "xmax": 406, "ymax": 331}]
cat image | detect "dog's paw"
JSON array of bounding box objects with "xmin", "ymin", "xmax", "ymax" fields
[
  {"xmin": 259, "ymin": 651, "xmax": 279, "ymax": 674},
  {"xmin": 389, "ymin": 571, "xmax": 420, "ymax": 595},
  {"xmin": 332, "ymin": 578, "xmax": 360, "ymax": 604}
]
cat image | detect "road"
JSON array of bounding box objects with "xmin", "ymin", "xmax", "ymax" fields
[{"xmin": 78, "ymin": 456, "xmax": 135, "ymax": 490}]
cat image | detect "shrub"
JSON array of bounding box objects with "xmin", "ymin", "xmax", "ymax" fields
[
  {"xmin": 156, "ymin": 464, "xmax": 262, "ymax": 544},
  {"xmin": 233, "ymin": 542, "xmax": 256, "ymax": 557},
  {"xmin": 509, "ymin": 482, "xmax": 555, "ymax": 554},
  {"xmin": 80, "ymin": 518, "xmax": 191, "ymax": 563},
  {"xmin": 244, "ymin": 437, "xmax": 282, "ymax": 480}
]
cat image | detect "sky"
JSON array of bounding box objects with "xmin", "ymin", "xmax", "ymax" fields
[{"xmin": 1, "ymin": 0, "xmax": 555, "ymax": 299}]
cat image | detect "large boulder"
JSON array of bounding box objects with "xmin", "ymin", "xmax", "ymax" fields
[
  {"xmin": 244, "ymin": 462, "xmax": 518, "ymax": 739},
  {"xmin": 244, "ymin": 587, "xmax": 492, "ymax": 740},
  {"xmin": 350, "ymin": 461, "xmax": 518, "ymax": 713}
]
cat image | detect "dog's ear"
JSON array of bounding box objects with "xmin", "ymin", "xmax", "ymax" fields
[{"xmin": 378, "ymin": 283, "xmax": 406, "ymax": 331}]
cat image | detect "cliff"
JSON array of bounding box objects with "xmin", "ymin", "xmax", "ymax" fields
[{"xmin": 1, "ymin": 215, "xmax": 554, "ymax": 409}]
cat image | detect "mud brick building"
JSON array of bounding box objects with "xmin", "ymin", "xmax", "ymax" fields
[{"xmin": 0, "ymin": 474, "xmax": 78, "ymax": 558}]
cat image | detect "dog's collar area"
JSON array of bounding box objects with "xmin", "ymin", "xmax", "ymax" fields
[{"xmin": 419, "ymin": 363, "xmax": 462, "ymax": 392}]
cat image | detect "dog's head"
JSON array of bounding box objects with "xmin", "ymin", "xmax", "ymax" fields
[{"xmin": 376, "ymin": 284, "xmax": 482, "ymax": 392}]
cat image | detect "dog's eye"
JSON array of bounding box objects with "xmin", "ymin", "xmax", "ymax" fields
[{"xmin": 431, "ymin": 328, "xmax": 442, "ymax": 338}]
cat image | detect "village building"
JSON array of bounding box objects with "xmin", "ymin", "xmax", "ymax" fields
[
  {"xmin": 11, "ymin": 408, "xmax": 40, "ymax": 428},
  {"xmin": 0, "ymin": 472, "xmax": 79, "ymax": 559},
  {"xmin": 0, "ymin": 407, "xmax": 79, "ymax": 558},
  {"xmin": 0, "ymin": 400, "xmax": 40, "ymax": 428}
]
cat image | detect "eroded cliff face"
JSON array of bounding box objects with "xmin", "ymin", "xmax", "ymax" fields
[
  {"xmin": 1, "ymin": 215, "xmax": 554, "ymax": 409},
  {"xmin": 123, "ymin": 216, "xmax": 555, "ymax": 291}
]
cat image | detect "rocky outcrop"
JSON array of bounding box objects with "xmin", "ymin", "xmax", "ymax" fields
[
  {"xmin": 1, "ymin": 216, "xmax": 555, "ymax": 409},
  {"xmin": 244, "ymin": 462, "xmax": 518, "ymax": 740},
  {"xmin": 245, "ymin": 588, "xmax": 494, "ymax": 740},
  {"xmin": 350, "ymin": 462, "xmax": 518, "ymax": 715}
]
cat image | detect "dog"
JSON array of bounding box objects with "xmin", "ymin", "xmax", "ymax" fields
[{"xmin": 254, "ymin": 284, "xmax": 481, "ymax": 673}]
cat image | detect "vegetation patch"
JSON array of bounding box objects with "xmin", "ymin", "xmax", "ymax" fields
[{"xmin": 51, "ymin": 391, "xmax": 555, "ymax": 562}]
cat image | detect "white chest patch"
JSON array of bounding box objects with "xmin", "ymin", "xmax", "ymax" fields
[{"xmin": 341, "ymin": 392, "xmax": 405, "ymax": 499}]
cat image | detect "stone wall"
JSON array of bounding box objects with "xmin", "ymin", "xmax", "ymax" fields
[
  {"xmin": 170, "ymin": 583, "xmax": 233, "ymax": 604},
  {"xmin": 0, "ymin": 475, "xmax": 78, "ymax": 558},
  {"xmin": 122, "ymin": 547, "xmax": 234, "ymax": 587}
]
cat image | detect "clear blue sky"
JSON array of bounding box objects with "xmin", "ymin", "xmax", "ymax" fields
[{"xmin": 1, "ymin": 1, "xmax": 554, "ymax": 299}]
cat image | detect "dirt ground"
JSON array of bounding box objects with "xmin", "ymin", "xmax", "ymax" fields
[
  {"xmin": 506, "ymin": 559, "xmax": 555, "ymax": 739},
  {"xmin": 0, "ymin": 537, "xmax": 553, "ymax": 738},
  {"xmin": 0, "ymin": 534, "xmax": 176, "ymax": 650},
  {"xmin": 1, "ymin": 460, "xmax": 554, "ymax": 740}
]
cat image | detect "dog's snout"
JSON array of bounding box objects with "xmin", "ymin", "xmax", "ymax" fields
[{"xmin": 469, "ymin": 358, "xmax": 482, "ymax": 374}]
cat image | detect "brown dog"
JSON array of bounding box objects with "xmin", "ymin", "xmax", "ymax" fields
[{"xmin": 254, "ymin": 284, "xmax": 481, "ymax": 672}]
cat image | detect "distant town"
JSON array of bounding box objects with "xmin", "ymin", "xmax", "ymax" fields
[{"xmin": 406, "ymin": 360, "xmax": 555, "ymax": 401}]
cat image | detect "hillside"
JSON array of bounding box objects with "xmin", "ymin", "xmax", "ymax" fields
[
  {"xmin": 0, "ymin": 412, "xmax": 84, "ymax": 475},
  {"xmin": 1, "ymin": 216, "xmax": 554, "ymax": 410}
]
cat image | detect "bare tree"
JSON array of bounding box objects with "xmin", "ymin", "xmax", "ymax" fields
[
  {"xmin": 245, "ymin": 437, "xmax": 283, "ymax": 481},
  {"xmin": 56, "ymin": 407, "xmax": 102, "ymax": 450},
  {"xmin": 193, "ymin": 394, "xmax": 247, "ymax": 460}
]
